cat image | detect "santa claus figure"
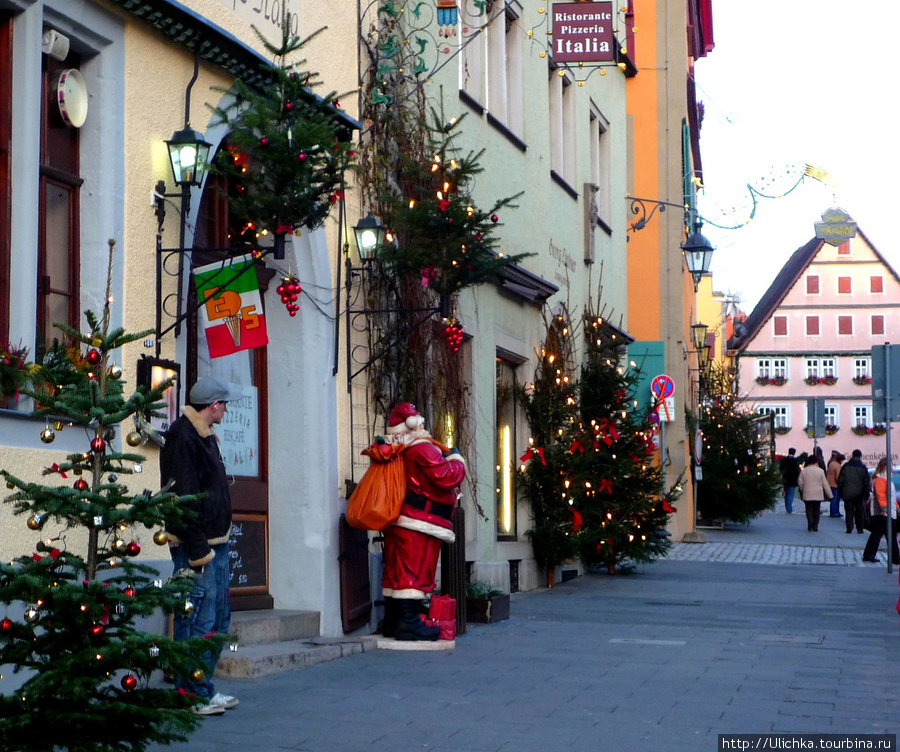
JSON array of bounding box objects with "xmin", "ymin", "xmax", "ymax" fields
[{"xmin": 380, "ymin": 402, "xmax": 466, "ymax": 641}]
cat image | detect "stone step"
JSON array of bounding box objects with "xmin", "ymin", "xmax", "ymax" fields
[
  {"xmin": 228, "ymin": 609, "xmax": 320, "ymax": 646},
  {"xmin": 216, "ymin": 636, "xmax": 378, "ymax": 679}
]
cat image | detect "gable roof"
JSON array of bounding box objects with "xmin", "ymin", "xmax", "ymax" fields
[{"xmin": 728, "ymin": 227, "xmax": 900, "ymax": 353}]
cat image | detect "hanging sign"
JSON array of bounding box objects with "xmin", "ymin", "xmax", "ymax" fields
[
  {"xmin": 551, "ymin": 1, "xmax": 615, "ymax": 65},
  {"xmin": 814, "ymin": 207, "xmax": 857, "ymax": 247},
  {"xmin": 193, "ymin": 254, "xmax": 269, "ymax": 359}
]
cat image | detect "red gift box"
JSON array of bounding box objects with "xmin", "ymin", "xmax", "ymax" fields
[
  {"xmin": 428, "ymin": 595, "xmax": 456, "ymax": 621},
  {"xmin": 424, "ymin": 617, "xmax": 456, "ymax": 641}
]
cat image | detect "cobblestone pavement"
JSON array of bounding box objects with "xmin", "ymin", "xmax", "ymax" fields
[{"xmin": 667, "ymin": 541, "xmax": 879, "ymax": 566}]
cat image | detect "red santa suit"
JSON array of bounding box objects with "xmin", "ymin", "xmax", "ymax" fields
[{"xmin": 381, "ymin": 404, "xmax": 466, "ymax": 600}]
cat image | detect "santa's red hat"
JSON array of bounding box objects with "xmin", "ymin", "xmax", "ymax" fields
[{"xmin": 387, "ymin": 402, "xmax": 425, "ymax": 434}]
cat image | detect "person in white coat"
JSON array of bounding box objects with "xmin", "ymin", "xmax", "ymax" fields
[{"xmin": 797, "ymin": 455, "xmax": 832, "ymax": 532}]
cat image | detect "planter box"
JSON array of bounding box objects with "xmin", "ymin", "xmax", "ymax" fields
[{"xmin": 465, "ymin": 594, "xmax": 510, "ymax": 624}]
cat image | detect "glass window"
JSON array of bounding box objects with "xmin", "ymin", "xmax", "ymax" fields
[
  {"xmin": 548, "ymin": 66, "xmax": 575, "ymax": 184},
  {"xmin": 854, "ymin": 404, "xmax": 871, "ymax": 428},
  {"xmin": 487, "ymin": 1, "xmax": 523, "ymax": 137},
  {"xmin": 589, "ymin": 105, "xmax": 610, "ymax": 225},
  {"xmin": 460, "ymin": 7, "xmax": 485, "ymax": 104},
  {"xmin": 496, "ymin": 357, "xmax": 519, "ymax": 539},
  {"xmin": 756, "ymin": 358, "xmax": 771, "ymax": 379},
  {"xmin": 773, "ymin": 358, "xmax": 787, "ymax": 379},
  {"xmin": 854, "ymin": 358, "xmax": 871, "ymax": 380},
  {"xmin": 757, "ymin": 405, "xmax": 788, "ymax": 428},
  {"xmin": 823, "ymin": 404, "xmax": 838, "ymax": 427},
  {"xmin": 805, "ymin": 358, "xmax": 820, "ymax": 379},
  {"xmin": 821, "ymin": 358, "xmax": 835, "ymax": 378}
]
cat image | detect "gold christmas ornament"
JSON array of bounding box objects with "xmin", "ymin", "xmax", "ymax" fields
[
  {"xmin": 125, "ymin": 431, "xmax": 142, "ymax": 447},
  {"xmin": 26, "ymin": 515, "xmax": 43, "ymax": 531},
  {"xmin": 24, "ymin": 607, "xmax": 40, "ymax": 624},
  {"xmin": 40, "ymin": 428, "xmax": 56, "ymax": 444},
  {"xmin": 183, "ymin": 601, "xmax": 195, "ymax": 616},
  {"xmin": 189, "ymin": 668, "xmax": 205, "ymax": 682},
  {"xmin": 153, "ymin": 531, "xmax": 169, "ymax": 546},
  {"xmin": 112, "ymin": 539, "xmax": 128, "ymax": 554},
  {"xmin": 107, "ymin": 364, "xmax": 123, "ymax": 380}
]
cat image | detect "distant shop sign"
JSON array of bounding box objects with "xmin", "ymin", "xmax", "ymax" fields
[
  {"xmin": 814, "ymin": 207, "xmax": 857, "ymax": 247},
  {"xmin": 551, "ymin": 1, "xmax": 615, "ymax": 64}
]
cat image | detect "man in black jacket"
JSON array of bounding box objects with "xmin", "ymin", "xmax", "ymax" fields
[
  {"xmin": 160, "ymin": 376, "xmax": 243, "ymax": 715},
  {"xmin": 779, "ymin": 448, "xmax": 801, "ymax": 514},
  {"xmin": 838, "ymin": 449, "xmax": 871, "ymax": 534}
]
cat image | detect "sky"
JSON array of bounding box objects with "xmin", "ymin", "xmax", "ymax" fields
[{"xmin": 693, "ymin": 2, "xmax": 900, "ymax": 314}]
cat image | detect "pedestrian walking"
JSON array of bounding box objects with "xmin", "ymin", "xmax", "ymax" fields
[
  {"xmin": 862, "ymin": 457, "xmax": 899, "ymax": 564},
  {"xmin": 779, "ymin": 448, "xmax": 800, "ymax": 514},
  {"xmin": 826, "ymin": 451, "xmax": 845, "ymax": 518},
  {"xmin": 798, "ymin": 455, "xmax": 832, "ymax": 532},
  {"xmin": 838, "ymin": 449, "xmax": 871, "ymax": 534},
  {"xmin": 159, "ymin": 376, "xmax": 244, "ymax": 716}
]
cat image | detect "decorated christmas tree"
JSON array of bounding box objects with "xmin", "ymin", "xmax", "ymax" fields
[
  {"xmin": 520, "ymin": 305, "xmax": 681, "ymax": 575},
  {"xmin": 696, "ymin": 364, "xmax": 780, "ymax": 523},
  {"xmin": 208, "ymin": 18, "xmax": 355, "ymax": 256},
  {"xmin": 0, "ymin": 242, "xmax": 223, "ymax": 752}
]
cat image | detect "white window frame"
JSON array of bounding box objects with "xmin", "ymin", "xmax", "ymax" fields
[
  {"xmin": 589, "ymin": 104, "xmax": 610, "ymax": 223},
  {"xmin": 548, "ymin": 65, "xmax": 575, "ymax": 184},
  {"xmin": 855, "ymin": 358, "xmax": 872, "ymax": 380},
  {"xmin": 805, "ymin": 358, "xmax": 820, "ymax": 380},
  {"xmin": 758, "ymin": 405, "xmax": 789, "ymax": 429},
  {"xmin": 823, "ymin": 404, "xmax": 838, "ymax": 428},
  {"xmin": 821, "ymin": 358, "xmax": 836, "ymax": 379},
  {"xmin": 756, "ymin": 358, "xmax": 771, "ymax": 379},
  {"xmin": 486, "ymin": 0, "xmax": 523, "ymax": 137},
  {"xmin": 853, "ymin": 404, "xmax": 871, "ymax": 429},
  {"xmin": 772, "ymin": 358, "xmax": 787, "ymax": 379},
  {"xmin": 460, "ymin": 6, "xmax": 486, "ymax": 104}
]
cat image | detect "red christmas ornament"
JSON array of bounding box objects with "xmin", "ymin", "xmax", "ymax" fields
[
  {"xmin": 121, "ymin": 674, "xmax": 138, "ymax": 692},
  {"xmin": 258, "ymin": 136, "xmax": 270, "ymax": 147},
  {"xmin": 91, "ymin": 623, "xmax": 105, "ymax": 636},
  {"xmin": 90, "ymin": 437, "xmax": 106, "ymax": 453},
  {"xmin": 1, "ymin": 617, "xmax": 12, "ymax": 631},
  {"xmin": 85, "ymin": 349, "xmax": 101, "ymax": 365},
  {"xmin": 284, "ymin": 101, "xmax": 294, "ymax": 112},
  {"xmin": 74, "ymin": 478, "xmax": 89, "ymax": 490},
  {"xmin": 445, "ymin": 320, "xmax": 464, "ymax": 353},
  {"xmin": 124, "ymin": 587, "xmax": 137, "ymax": 598},
  {"xmin": 490, "ymin": 214, "xmax": 499, "ymax": 223},
  {"xmin": 126, "ymin": 542, "xmax": 141, "ymax": 557},
  {"xmin": 279, "ymin": 276, "xmax": 301, "ymax": 317},
  {"xmin": 297, "ymin": 152, "xmax": 307, "ymax": 162}
]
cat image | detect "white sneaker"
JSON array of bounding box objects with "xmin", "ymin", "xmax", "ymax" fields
[
  {"xmin": 210, "ymin": 692, "xmax": 239, "ymax": 709},
  {"xmin": 193, "ymin": 701, "xmax": 225, "ymax": 716}
]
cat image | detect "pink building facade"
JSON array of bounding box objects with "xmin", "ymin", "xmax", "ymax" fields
[{"xmin": 729, "ymin": 230, "xmax": 900, "ymax": 468}]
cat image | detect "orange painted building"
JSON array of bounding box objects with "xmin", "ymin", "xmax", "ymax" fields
[{"xmin": 625, "ymin": 0, "xmax": 714, "ymax": 540}]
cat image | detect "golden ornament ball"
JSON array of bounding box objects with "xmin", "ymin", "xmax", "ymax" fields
[
  {"xmin": 153, "ymin": 531, "xmax": 169, "ymax": 546},
  {"xmin": 26, "ymin": 515, "xmax": 43, "ymax": 531},
  {"xmin": 183, "ymin": 600, "xmax": 195, "ymax": 616},
  {"xmin": 40, "ymin": 428, "xmax": 56, "ymax": 444},
  {"xmin": 107, "ymin": 364, "xmax": 123, "ymax": 380},
  {"xmin": 189, "ymin": 668, "xmax": 205, "ymax": 682},
  {"xmin": 125, "ymin": 431, "xmax": 142, "ymax": 447},
  {"xmin": 112, "ymin": 539, "xmax": 128, "ymax": 554}
]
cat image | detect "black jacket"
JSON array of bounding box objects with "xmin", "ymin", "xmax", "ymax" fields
[
  {"xmin": 779, "ymin": 455, "xmax": 800, "ymax": 486},
  {"xmin": 160, "ymin": 407, "xmax": 232, "ymax": 567},
  {"xmin": 837, "ymin": 458, "xmax": 870, "ymax": 502}
]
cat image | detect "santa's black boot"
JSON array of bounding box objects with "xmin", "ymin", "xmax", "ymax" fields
[
  {"xmin": 395, "ymin": 599, "xmax": 440, "ymax": 641},
  {"xmin": 379, "ymin": 597, "xmax": 400, "ymax": 638}
]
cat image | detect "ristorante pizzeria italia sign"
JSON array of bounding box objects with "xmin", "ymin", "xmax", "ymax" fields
[{"xmin": 552, "ymin": 1, "xmax": 615, "ymax": 64}]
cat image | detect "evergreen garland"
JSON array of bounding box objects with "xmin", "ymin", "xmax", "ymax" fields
[{"xmin": 0, "ymin": 242, "xmax": 224, "ymax": 752}]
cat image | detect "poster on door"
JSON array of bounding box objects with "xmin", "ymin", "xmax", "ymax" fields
[
  {"xmin": 218, "ymin": 385, "xmax": 259, "ymax": 477},
  {"xmin": 194, "ymin": 254, "xmax": 268, "ymax": 359}
]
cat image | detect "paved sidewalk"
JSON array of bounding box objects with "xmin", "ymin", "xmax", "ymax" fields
[{"xmin": 150, "ymin": 505, "xmax": 900, "ymax": 752}]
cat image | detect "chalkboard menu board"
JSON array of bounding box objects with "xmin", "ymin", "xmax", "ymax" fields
[{"xmin": 229, "ymin": 514, "xmax": 268, "ymax": 591}]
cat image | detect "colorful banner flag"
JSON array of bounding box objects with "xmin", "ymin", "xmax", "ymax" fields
[{"xmin": 193, "ymin": 254, "xmax": 268, "ymax": 359}]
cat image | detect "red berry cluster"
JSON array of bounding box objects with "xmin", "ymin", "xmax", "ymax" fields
[
  {"xmin": 276, "ymin": 276, "xmax": 302, "ymax": 317},
  {"xmin": 445, "ymin": 319, "xmax": 464, "ymax": 353}
]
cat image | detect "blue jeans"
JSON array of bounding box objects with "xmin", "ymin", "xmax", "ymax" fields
[
  {"xmin": 829, "ymin": 487, "xmax": 841, "ymax": 516},
  {"xmin": 784, "ymin": 486, "xmax": 796, "ymax": 513},
  {"xmin": 171, "ymin": 542, "xmax": 231, "ymax": 700}
]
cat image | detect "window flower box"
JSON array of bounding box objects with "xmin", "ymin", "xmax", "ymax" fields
[
  {"xmin": 872, "ymin": 424, "xmax": 887, "ymax": 436},
  {"xmin": 825, "ymin": 424, "xmax": 839, "ymax": 435},
  {"xmin": 804, "ymin": 376, "xmax": 821, "ymax": 385},
  {"xmin": 822, "ymin": 376, "xmax": 837, "ymax": 385},
  {"xmin": 770, "ymin": 376, "xmax": 788, "ymax": 386},
  {"xmin": 774, "ymin": 426, "xmax": 791, "ymax": 435},
  {"xmin": 853, "ymin": 375, "xmax": 872, "ymax": 386},
  {"xmin": 852, "ymin": 424, "xmax": 871, "ymax": 436},
  {"xmin": 755, "ymin": 376, "xmax": 771, "ymax": 385}
]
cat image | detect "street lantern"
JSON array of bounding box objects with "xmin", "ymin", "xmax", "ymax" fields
[
  {"xmin": 353, "ymin": 213, "xmax": 385, "ymax": 261},
  {"xmin": 165, "ymin": 125, "xmax": 212, "ymax": 187},
  {"xmin": 691, "ymin": 322, "xmax": 709, "ymax": 351},
  {"xmin": 682, "ymin": 220, "xmax": 715, "ymax": 288}
]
